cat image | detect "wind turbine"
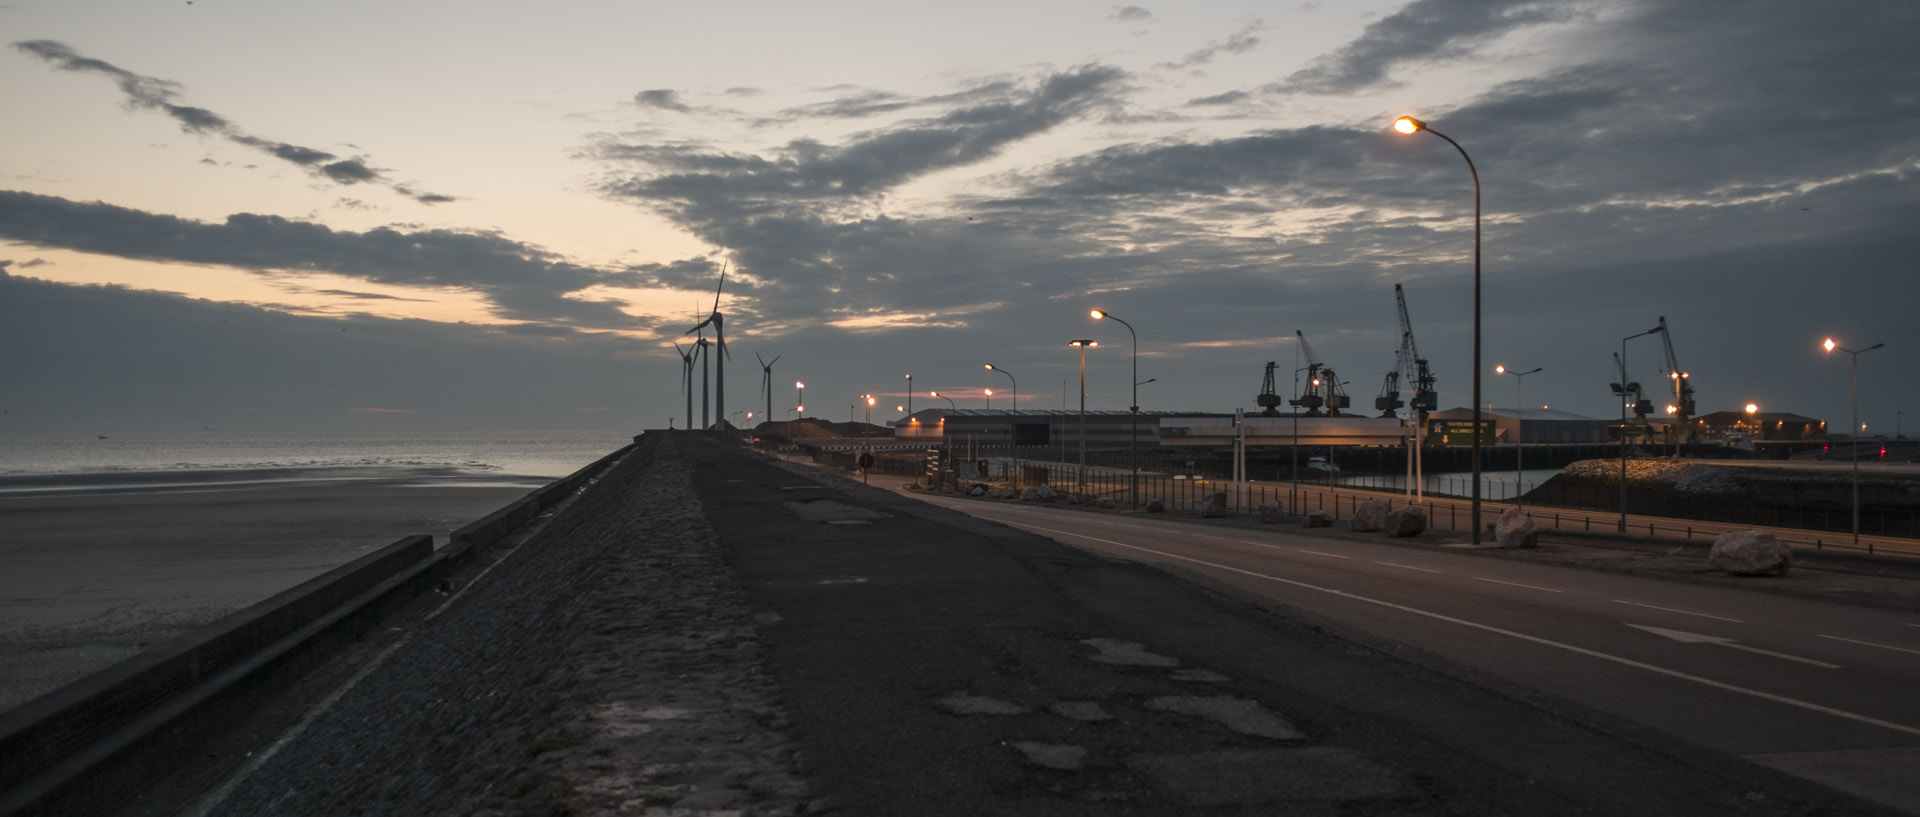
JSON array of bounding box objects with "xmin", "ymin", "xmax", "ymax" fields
[
  {"xmin": 686, "ymin": 262, "xmax": 731, "ymax": 429},
  {"xmin": 673, "ymin": 341, "xmax": 696, "ymax": 430},
  {"xmin": 756, "ymin": 352, "xmax": 782, "ymax": 426}
]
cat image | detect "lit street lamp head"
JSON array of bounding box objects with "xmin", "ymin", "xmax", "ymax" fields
[
  {"xmin": 1090, "ymin": 309, "xmax": 1106, "ymax": 320},
  {"xmin": 1068, "ymin": 339, "xmax": 1097, "ymax": 348},
  {"xmin": 1393, "ymin": 116, "xmax": 1426, "ymax": 134}
]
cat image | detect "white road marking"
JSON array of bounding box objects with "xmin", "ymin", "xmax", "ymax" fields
[
  {"xmin": 1612, "ymin": 599, "xmax": 1744, "ymax": 623},
  {"xmin": 1628, "ymin": 624, "xmax": 1841, "ymax": 669},
  {"xmin": 1472, "ymin": 576, "xmax": 1565, "ymax": 593},
  {"xmin": 1375, "ymin": 560, "xmax": 1443, "ymax": 574},
  {"xmin": 1297, "ymin": 549, "xmax": 1351, "ymax": 560},
  {"xmin": 1817, "ymin": 634, "xmax": 1920, "ymax": 657},
  {"xmin": 1011, "ymin": 521, "xmax": 1920, "ymax": 738}
]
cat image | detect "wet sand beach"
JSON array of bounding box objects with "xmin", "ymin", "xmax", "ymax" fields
[{"xmin": 0, "ymin": 468, "xmax": 546, "ymax": 710}]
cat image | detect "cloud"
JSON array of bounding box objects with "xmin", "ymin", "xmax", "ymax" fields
[
  {"xmin": 1111, "ymin": 6, "xmax": 1154, "ymax": 23},
  {"xmin": 1277, "ymin": 0, "xmax": 1578, "ymax": 94},
  {"xmin": 598, "ymin": 64, "xmax": 1126, "ymax": 211},
  {"xmin": 590, "ymin": 65, "xmax": 1131, "ymax": 324},
  {"xmin": 0, "ymin": 191, "xmax": 647, "ymax": 328},
  {"xmin": 1156, "ymin": 20, "xmax": 1265, "ymax": 71},
  {"xmin": 12, "ymin": 39, "xmax": 453, "ymax": 204},
  {"xmin": 0, "ymin": 274, "xmax": 654, "ymax": 431},
  {"xmin": 633, "ymin": 89, "xmax": 692, "ymax": 112}
]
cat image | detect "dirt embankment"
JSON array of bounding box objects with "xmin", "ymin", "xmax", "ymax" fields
[{"xmin": 1531, "ymin": 459, "xmax": 1920, "ymax": 511}]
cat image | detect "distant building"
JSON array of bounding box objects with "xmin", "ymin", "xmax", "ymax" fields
[
  {"xmin": 1695, "ymin": 410, "xmax": 1825, "ymax": 442},
  {"xmin": 896, "ymin": 409, "xmax": 1413, "ymax": 449},
  {"xmin": 1426, "ymin": 407, "xmax": 1609, "ymax": 444}
]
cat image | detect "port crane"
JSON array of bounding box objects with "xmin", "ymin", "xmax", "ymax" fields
[
  {"xmin": 1290, "ymin": 330, "xmax": 1351, "ymax": 417},
  {"xmin": 1255, "ymin": 361, "xmax": 1284, "ymax": 416},
  {"xmin": 1375, "ymin": 284, "xmax": 1438, "ymax": 418},
  {"xmin": 1611, "ymin": 351, "xmax": 1656, "ymax": 444},
  {"xmin": 1657, "ymin": 315, "xmax": 1696, "ymax": 444}
]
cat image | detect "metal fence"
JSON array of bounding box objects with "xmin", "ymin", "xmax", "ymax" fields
[{"xmin": 813, "ymin": 443, "xmax": 1919, "ymax": 556}]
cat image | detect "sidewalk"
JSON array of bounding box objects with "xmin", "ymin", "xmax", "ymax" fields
[{"xmin": 695, "ymin": 438, "xmax": 1890, "ymax": 815}]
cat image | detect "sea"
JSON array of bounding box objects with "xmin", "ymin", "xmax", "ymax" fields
[
  {"xmin": 0, "ymin": 429, "xmax": 638, "ymax": 492},
  {"xmin": 0, "ymin": 429, "xmax": 643, "ymax": 710}
]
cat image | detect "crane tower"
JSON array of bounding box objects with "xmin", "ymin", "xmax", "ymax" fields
[{"xmin": 1376, "ymin": 284, "xmax": 1437, "ymax": 418}]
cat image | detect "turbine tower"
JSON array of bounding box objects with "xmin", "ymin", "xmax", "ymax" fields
[
  {"xmin": 757, "ymin": 352, "xmax": 782, "ymax": 425},
  {"xmin": 686, "ymin": 262, "xmax": 732, "ymax": 429}
]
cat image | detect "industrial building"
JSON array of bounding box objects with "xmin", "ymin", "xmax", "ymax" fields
[{"xmin": 1426, "ymin": 407, "xmax": 1610, "ymax": 444}]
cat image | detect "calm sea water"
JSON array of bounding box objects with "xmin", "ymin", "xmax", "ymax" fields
[{"xmin": 0, "ymin": 430, "xmax": 637, "ymax": 482}]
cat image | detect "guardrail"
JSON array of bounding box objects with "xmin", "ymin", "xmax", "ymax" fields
[{"xmin": 0, "ymin": 437, "xmax": 645, "ymax": 817}]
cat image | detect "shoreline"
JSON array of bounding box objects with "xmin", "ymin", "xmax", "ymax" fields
[{"xmin": 0, "ymin": 472, "xmax": 545, "ymax": 711}]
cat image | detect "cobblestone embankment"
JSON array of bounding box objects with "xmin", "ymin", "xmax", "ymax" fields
[{"xmin": 190, "ymin": 434, "xmax": 811, "ymax": 816}]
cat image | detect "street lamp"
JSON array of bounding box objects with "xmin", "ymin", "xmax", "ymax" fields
[
  {"xmin": 1744, "ymin": 402, "xmax": 1759, "ymax": 454},
  {"xmin": 1825, "ymin": 337, "xmax": 1885, "ymax": 548},
  {"xmin": 929, "ymin": 390, "xmax": 956, "ymax": 410},
  {"xmin": 905, "ymin": 373, "xmax": 913, "ymax": 415},
  {"xmin": 1496, "ymin": 365, "xmax": 1541, "ymax": 509},
  {"xmin": 985, "ymin": 388, "xmax": 994, "ymax": 410},
  {"xmin": 1092, "ymin": 309, "xmax": 1141, "ymax": 508},
  {"xmin": 984, "ymin": 363, "xmax": 1018, "ymax": 448},
  {"xmin": 796, "ymin": 381, "xmax": 805, "ymax": 418},
  {"xmin": 1068, "ymin": 340, "xmax": 1097, "ymax": 491},
  {"xmin": 1394, "ymin": 114, "xmax": 1487, "ymax": 542},
  {"xmin": 1618, "ymin": 325, "xmax": 1664, "ymax": 532}
]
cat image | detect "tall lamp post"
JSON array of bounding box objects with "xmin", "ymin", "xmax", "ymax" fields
[
  {"xmin": 796, "ymin": 381, "xmax": 805, "ymax": 418},
  {"xmin": 1618, "ymin": 325, "xmax": 1664, "ymax": 532},
  {"xmin": 1091, "ymin": 309, "xmax": 1141, "ymax": 508},
  {"xmin": 1068, "ymin": 340, "xmax": 1097, "ymax": 492},
  {"xmin": 985, "ymin": 362, "xmax": 1018, "ymax": 450},
  {"xmin": 1825, "ymin": 337, "xmax": 1885, "ymax": 548},
  {"xmin": 929, "ymin": 390, "xmax": 956, "ymax": 411},
  {"xmin": 904, "ymin": 374, "xmax": 913, "ymax": 416},
  {"xmin": 1496, "ymin": 365, "xmax": 1541, "ymax": 509},
  {"xmin": 1394, "ymin": 115, "xmax": 1487, "ymax": 543}
]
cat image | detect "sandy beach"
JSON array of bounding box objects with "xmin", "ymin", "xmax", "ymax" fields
[{"xmin": 0, "ymin": 467, "xmax": 547, "ymax": 710}]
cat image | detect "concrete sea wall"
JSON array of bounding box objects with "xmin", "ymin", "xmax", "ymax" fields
[{"xmin": 0, "ymin": 438, "xmax": 641, "ymax": 817}]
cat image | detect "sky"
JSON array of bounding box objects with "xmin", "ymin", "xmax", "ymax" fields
[{"xmin": 2, "ymin": 0, "xmax": 1916, "ymax": 436}]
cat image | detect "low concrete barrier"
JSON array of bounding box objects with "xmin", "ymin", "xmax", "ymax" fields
[
  {"xmin": 0, "ymin": 437, "xmax": 644, "ymax": 816},
  {"xmin": 0, "ymin": 534, "xmax": 434, "ymax": 815}
]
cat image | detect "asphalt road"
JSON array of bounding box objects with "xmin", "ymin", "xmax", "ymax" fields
[
  {"xmin": 693, "ymin": 441, "xmax": 1905, "ymax": 815},
  {"xmin": 902, "ymin": 489, "xmax": 1920, "ymax": 815}
]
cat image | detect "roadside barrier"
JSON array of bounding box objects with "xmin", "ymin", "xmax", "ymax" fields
[{"xmin": 0, "ymin": 438, "xmax": 645, "ymax": 817}]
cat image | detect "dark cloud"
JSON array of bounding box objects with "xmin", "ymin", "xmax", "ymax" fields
[
  {"xmin": 1187, "ymin": 90, "xmax": 1250, "ymax": 106},
  {"xmin": 1157, "ymin": 21, "xmax": 1264, "ymax": 71},
  {"xmin": 0, "ymin": 191, "xmax": 644, "ymax": 328},
  {"xmin": 1278, "ymin": 0, "xmax": 1577, "ymax": 94},
  {"xmin": 633, "ymin": 89, "xmax": 692, "ymax": 112},
  {"xmin": 600, "ymin": 65, "xmax": 1126, "ymax": 208},
  {"xmin": 320, "ymin": 160, "xmax": 380, "ymax": 184},
  {"xmin": 0, "ymin": 274, "xmax": 653, "ymax": 432},
  {"xmin": 1110, "ymin": 6, "xmax": 1154, "ymax": 23},
  {"xmin": 12, "ymin": 39, "xmax": 451, "ymax": 202}
]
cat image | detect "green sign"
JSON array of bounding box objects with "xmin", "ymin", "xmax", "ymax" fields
[{"xmin": 1427, "ymin": 419, "xmax": 1496, "ymax": 447}]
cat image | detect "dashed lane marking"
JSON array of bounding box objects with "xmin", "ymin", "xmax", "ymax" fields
[
  {"xmin": 1472, "ymin": 576, "xmax": 1565, "ymax": 594},
  {"xmin": 1612, "ymin": 599, "xmax": 1744, "ymax": 623},
  {"xmin": 1013, "ymin": 521, "xmax": 1920, "ymax": 739},
  {"xmin": 1297, "ymin": 549, "xmax": 1351, "ymax": 560},
  {"xmin": 1374, "ymin": 561, "xmax": 1443, "ymax": 574},
  {"xmin": 1817, "ymin": 634, "xmax": 1920, "ymax": 657}
]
